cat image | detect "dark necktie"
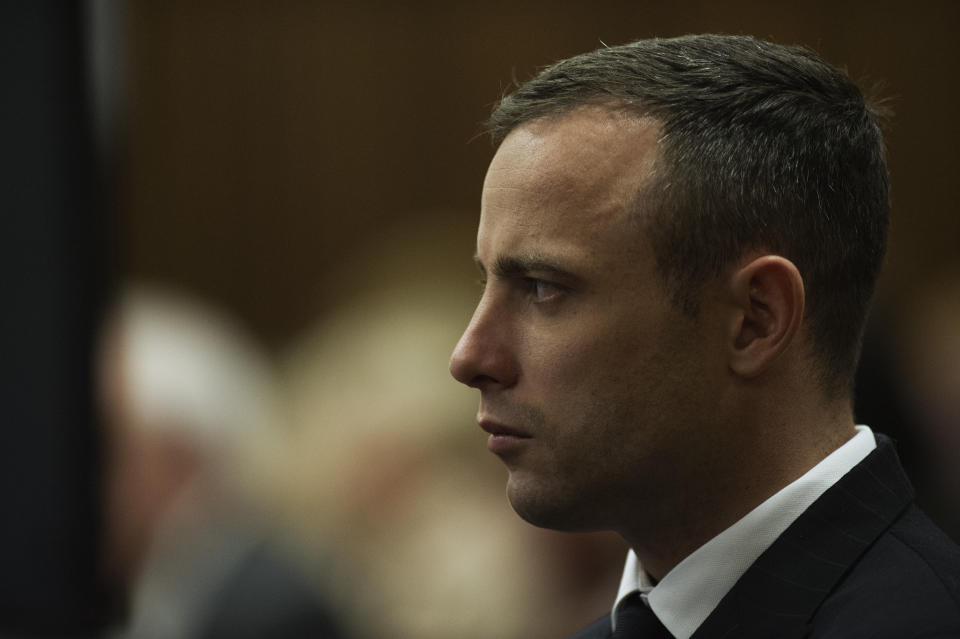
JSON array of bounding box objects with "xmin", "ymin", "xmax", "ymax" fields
[{"xmin": 612, "ymin": 593, "xmax": 674, "ymax": 639}]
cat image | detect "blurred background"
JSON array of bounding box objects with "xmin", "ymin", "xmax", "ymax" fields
[{"xmin": 2, "ymin": 1, "xmax": 958, "ymax": 637}]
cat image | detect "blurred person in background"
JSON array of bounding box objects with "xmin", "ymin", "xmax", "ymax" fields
[
  {"xmin": 98, "ymin": 284, "xmax": 345, "ymax": 639},
  {"xmin": 449, "ymin": 35, "xmax": 960, "ymax": 638}
]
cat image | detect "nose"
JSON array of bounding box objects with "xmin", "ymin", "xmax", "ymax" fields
[{"xmin": 449, "ymin": 297, "xmax": 518, "ymax": 390}]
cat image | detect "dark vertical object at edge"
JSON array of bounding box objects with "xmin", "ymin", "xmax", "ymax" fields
[{"xmin": 0, "ymin": 2, "xmax": 107, "ymax": 636}]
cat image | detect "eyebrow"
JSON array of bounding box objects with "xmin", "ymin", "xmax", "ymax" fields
[{"xmin": 474, "ymin": 253, "xmax": 582, "ymax": 284}]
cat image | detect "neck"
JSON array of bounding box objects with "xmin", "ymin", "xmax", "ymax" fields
[{"xmin": 622, "ymin": 395, "xmax": 856, "ymax": 581}]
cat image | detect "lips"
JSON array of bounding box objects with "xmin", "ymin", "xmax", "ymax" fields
[
  {"xmin": 478, "ymin": 417, "xmax": 532, "ymax": 456},
  {"xmin": 478, "ymin": 418, "xmax": 531, "ymax": 439}
]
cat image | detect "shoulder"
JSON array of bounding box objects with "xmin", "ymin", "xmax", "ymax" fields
[{"xmin": 810, "ymin": 504, "xmax": 960, "ymax": 638}]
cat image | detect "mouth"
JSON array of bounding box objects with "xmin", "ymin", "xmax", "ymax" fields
[
  {"xmin": 478, "ymin": 418, "xmax": 532, "ymax": 455},
  {"xmin": 479, "ymin": 418, "xmax": 531, "ymax": 438}
]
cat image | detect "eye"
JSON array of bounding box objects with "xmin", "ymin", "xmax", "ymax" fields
[{"xmin": 525, "ymin": 278, "xmax": 564, "ymax": 303}]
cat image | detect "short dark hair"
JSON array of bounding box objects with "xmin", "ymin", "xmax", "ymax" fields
[{"xmin": 489, "ymin": 34, "xmax": 889, "ymax": 396}]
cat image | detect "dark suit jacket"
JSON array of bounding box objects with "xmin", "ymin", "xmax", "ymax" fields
[{"xmin": 570, "ymin": 434, "xmax": 960, "ymax": 638}]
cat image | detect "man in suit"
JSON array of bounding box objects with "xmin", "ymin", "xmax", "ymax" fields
[{"xmin": 448, "ymin": 35, "xmax": 960, "ymax": 638}]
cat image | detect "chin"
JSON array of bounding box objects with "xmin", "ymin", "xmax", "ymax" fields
[{"xmin": 505, "ymin": 474, "xmax": 601, "ymax": 533}]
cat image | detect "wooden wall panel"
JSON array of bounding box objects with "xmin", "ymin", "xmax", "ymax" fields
[{"xmin": 122, "ymin": 1, "xmax": 960, "ymax": 346}]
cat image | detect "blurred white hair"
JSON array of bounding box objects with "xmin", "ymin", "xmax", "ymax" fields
[{"xmin": 111, "ymin": 284, "xmax": 279, "ymax": 455}]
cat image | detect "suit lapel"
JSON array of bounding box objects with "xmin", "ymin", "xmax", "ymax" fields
[{"xmin": 692, "ymin": 434, "xmax": 913, "ymax": 639}]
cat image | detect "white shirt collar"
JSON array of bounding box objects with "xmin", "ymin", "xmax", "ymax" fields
[{"xmin": 612, "ymin": 425, "xmax": 877, "ymax": 639}]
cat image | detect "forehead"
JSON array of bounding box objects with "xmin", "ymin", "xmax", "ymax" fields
[{"xmin": 479, "ymin": 106, "xmax": 661, "ymax": 264}]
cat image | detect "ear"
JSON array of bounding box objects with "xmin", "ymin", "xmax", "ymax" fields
[{"xmin": 726, "ymin": 255, "xmax": 805, "ymax": 378}]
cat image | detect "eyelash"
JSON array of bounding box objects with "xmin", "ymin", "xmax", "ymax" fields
[
  {"xmin": 475, "ymin": 275, "xmax": 565, "ymax": 303},
  {"xmin": 524, "ymin": 277, "xmax": 564, "ymax": 302}
]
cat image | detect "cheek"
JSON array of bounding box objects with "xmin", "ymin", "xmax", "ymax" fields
[
  {"xmin": 528, "ymin": 337, "xmax": 603, "ymax": 391},
  {"xmin": 521, "ymin": 310, "xmax": 650, "ymax": 382},
  {"xmin": 525, "ymin": 337, "xmax": 645, "ymax": 431}
]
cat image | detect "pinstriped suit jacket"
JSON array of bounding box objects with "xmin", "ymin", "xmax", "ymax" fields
[{"xmin": 569, "ymin": 435, "xmax": 960, "ymax": 638}]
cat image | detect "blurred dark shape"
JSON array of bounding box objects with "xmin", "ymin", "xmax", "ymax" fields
[
  {"xmin": 892, "ymin": 274, "xmax": 960, "ymax": 540},
  {"xmin": 99, "ymin": 286, "xmax": 345, "ymax": 639},
  {"xmin": 854, "ymin": 318, "xmax": 916, "ymax": 472},
  {"xmin": 855, "ymin": 292, "xmax": 960, "ymax": 542},
  {"xmin": 0, "ymin": 2, "xmax": 109, "ymax": 636}
]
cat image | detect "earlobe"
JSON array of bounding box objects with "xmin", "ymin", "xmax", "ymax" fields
[{"xmin": 727, "ymin": 255, "xmax": 805, "ymax": 378}]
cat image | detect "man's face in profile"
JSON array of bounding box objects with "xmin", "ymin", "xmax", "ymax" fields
[{"xmin": 450, "ymin": 106, "xmax": 726, "ymax": 533}]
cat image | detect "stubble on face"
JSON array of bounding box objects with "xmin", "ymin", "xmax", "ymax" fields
[
  {"xmin": 500, "ymin": 315, "xmax": 707, "ymax": 534},
  {"xmin": 462, "ymin": 106, "xmax": 718, "ymax": 536}
]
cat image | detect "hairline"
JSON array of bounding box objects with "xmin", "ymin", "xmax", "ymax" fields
[
  {"xmin": 491, "ymin": 101, "xmax": 834, "ymax": 388},
  {"xmin": 491, "ymin": 101, "xmax": 717, "ymax": 302}
]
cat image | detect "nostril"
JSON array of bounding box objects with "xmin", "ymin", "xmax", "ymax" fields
[
  {"xmin": 449, "ymin": 304, "xmax": 516, "ymax": 389},
  {"xmin": 449, "ymin": 343, "xmax": 476, "ymax": 386},
  {"xmin": 450, "ymin": 325, "xmax": 483, "ymax": 385},
  {"xmin": 468, "ymin": 373, "xmax": 500, "ymax": 390},
  {"xmin": 450, "ymin": 342, "xmax": 503, "ymax": 389}
]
